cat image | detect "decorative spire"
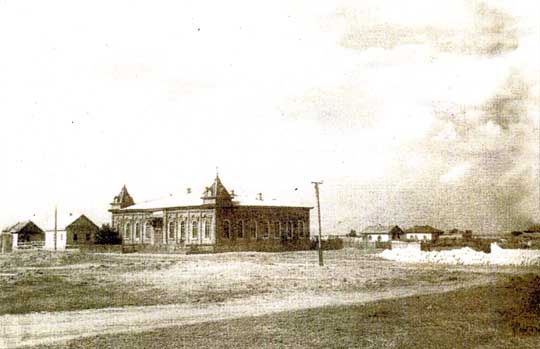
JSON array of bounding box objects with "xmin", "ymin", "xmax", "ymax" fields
[
  {"xmin": 201, "ymin": 174, "xmax": 232, "ymax": 206},
  {"xmin": 111, "ymin": 185, "xmax": 135, "ymax": 209}
]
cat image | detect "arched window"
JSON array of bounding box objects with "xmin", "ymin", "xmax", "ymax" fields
[
  {"xmin": 263, "ymin": 221, "xmax": 270, "ymax": 239},
  {"xmin": 204, "ymin": 220, "xmax": 211, "ymax": 239},
  {"xmin": 287, "ymin": 222, "xmax": 293, "ymax": 239},
  {"xmin": 169, "ymin": 221, "xmax": 175, "ymax": 240},
  {"xmin": 377, "ymin": 235, "xmax": 382, "ymax": 242},
  {"xmin": 223, "ymin": 220, "xmax": 231, "ymax": 239},
  {"xmin": 237, "ymin": 220, "xmax": 244, "ymax": 239},
  {"xmin": 180, "ymin": 221, "xmax": 186, "ymax": 240},
  {"xmin": 124, "ymin": 223, "xmax": 131, "ymax": 239},
  {"xmin": 135, "ymin": 223, "xmax": 140, "ymax": 240},
  {"xmin": 274, "ymin": 221, "xmax": 281, "ymax": 239},
  {"xmin": 192, "ymin": 220, "xmax": 198, "ymax": 239},
  {"xmin": 250, "ymin": 220, "xmax": 257, "ymax": 239},
  {"xmin": 145, "ymin": 222, "xmax": 152, "ymax": 239}
]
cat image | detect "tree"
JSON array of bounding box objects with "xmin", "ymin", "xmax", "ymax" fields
[
  {"xmin": 347, "ymin": 229, "xmax": 357, "ymax": 237},
  {"xmin": 95, "ymin": 224, "xmax": 121, "ymax": 244}
]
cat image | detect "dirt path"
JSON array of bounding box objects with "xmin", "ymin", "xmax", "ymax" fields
[{"xmin": 0, "ymin": 280, "xmax": 490, "ymax": 348}]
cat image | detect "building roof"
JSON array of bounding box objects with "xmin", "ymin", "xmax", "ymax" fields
[
  {"xmin": 65, "ymin": 214, "xmax": 100, "ymax": 230},
  {"xmin": 116, "ymin": 175, "xmax": 312, "ymax": 211},
  {"xmin": 118, "ymin": 192, "xmax": 311, "ymax": 211},
  {"xmin": 361, "ymin": 225, "xmax": 401, "ymax": 235},
  {"xmin": 39, "ymin": 212, "xmax": 101, "ymax": 231},
  {"xmin": 404, "ymin": 225, "xmax": 444, "ymax": 234},
  {"xmin": 2, "ymin": 220, "xmax": 44, "ymax": 234}
]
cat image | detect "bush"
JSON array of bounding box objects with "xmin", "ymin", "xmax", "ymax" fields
[
  {"xmin": 310, "ymin": 237, "xmax": 343, "ymax": 251},
  {"xmin": 95, "ymin": 224, "xmax": 121, "ymax": 245},
  {"xmin": 421, "ymin": 238, "xmax": 492, "ymax": 253}
]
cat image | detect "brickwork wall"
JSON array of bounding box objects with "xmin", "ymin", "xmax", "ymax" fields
[{"xmin": 215, "ymin": 206, "xmax": 311, "ymax": 249}]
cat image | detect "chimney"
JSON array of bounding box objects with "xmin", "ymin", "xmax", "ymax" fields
[
  {"xmin": 231, "ymin": 189, "xmax": 236, "ymax": 197},
  {"xmin": 257, "ymin": 192, "xmax": 263, "ymax": 201}
]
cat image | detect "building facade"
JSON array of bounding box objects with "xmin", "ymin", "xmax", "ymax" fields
[
  {"xmin": 361, "ymin": 225, "xmax": 403, "ymax": 242},
  {"xmin": 403, "ymin": 225, "xmax": 443, "ymax": 241},
  {"xmin": 109, "ymin": 176, "xmax": 312, "ymax": 251}
]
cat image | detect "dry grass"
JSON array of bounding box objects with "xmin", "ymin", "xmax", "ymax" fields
[
  {"xmin": 37, "ymin": 274, "xmax": 540, "ymax": 349},
  {"xmin": 0, "ymin": 248, "xmax": 507, "ymax": 315}
]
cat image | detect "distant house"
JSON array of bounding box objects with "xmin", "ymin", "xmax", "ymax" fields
[
  {"xmin": 361, "ymin": 225, "xmax": 403, "ymax": 242},
  {"xmin": 66, "ymin": 214, "xmax": 100, "ymax": 244},
  {"xmin": 44, "ymin": 214, "xmax": 100, "ymax": 250},
  {"xmin": 403, "ymin": 225, "xmax": 443, "ymax": 241},
  {"xmin": 524, "ymin": 224, "xmax": 540, "ymax": 234},
  {"xmin": 2, "ymin": 221, "xmax": 45, "ymax": 250},
  {"xmin": 439, "ymin": 229, "xmax": 473, "ymax": 240}
]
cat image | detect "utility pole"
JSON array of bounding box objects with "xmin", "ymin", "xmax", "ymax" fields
[
  {"xmin": 312, "ymin": 181, "xmax": 324, "ymax": 266},
  {"xmin": 54, "ymin": 206, "xmax": 57, "ymax": 251}
]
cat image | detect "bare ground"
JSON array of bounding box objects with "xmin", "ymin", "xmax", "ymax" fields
[{"xmin": 0, "ymin": 248, "xmax": 519, "ymax": 348}]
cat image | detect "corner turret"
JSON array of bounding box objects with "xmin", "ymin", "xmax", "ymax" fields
[
  {"xmin": 110, "ymin": 185, "xmax": 135, "ymax": 210},
  {"xmin": 201, "ymin": 175, "xmax": 232, "ymax": 206}
]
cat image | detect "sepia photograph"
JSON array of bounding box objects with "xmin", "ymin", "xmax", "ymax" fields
[{"xmin": 0, "ymin": 1, "xmax": 539, "ymax": 348}]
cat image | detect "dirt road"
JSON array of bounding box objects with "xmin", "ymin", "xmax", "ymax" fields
[{"xmin": 0, "ymin": 280, "xmax": 489, "ymax": 348}]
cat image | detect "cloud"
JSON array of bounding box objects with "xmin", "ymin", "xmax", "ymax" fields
[{"xmin": 338, "ymin": 1, "xmax": 519, "ymax": 56}]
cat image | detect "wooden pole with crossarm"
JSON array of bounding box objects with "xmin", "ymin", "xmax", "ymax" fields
[{"xmin": 312, "ymin": 181, "xmax": 324, "ymax": 266}]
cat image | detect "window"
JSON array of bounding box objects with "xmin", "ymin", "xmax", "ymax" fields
[
  {"xmin": 73, "ymin": 233, "xmax": 78, "ymax": 241},
  {"xmin": 263, "ymin": 221, "xmax": 270, "ymax": 239},
  {"xmin": 298, "ymin": 221, "xmax": 304, "ymax": 238},
  {"xmin": 86, "ymin": 233, "xmax": 90, "ymax": 241},
  {"xmin": 223, "ymin": 220, "xmax": 231, "ymax": 239},
  {"xmin": 423, "ymin": 235, "xmax": 427, "ymax": 240},
  {"xmin": 135, "ymin": 223, "xmax": 140, "ymax": 240},
  {"xmin": 368, "ymin": 235, "xmax": 372, "ymax": 241},
  {"xmin": 274, "ymin": 221, "xmax": 281, "ymax": 239},
  {"xmin": 237, "ymin": 220, "xmax": 244, "ymax": 239},
  {"xmin": 125, "ymin": 223, "xmax": 131, "ymax": 239},
  {"xmin": 250, "ymin": 220, "xmax": 257, "ymax": 239},
  {"xmin": 145, "ymin": 222, "xmax": 152, "ymax": 239},
  {"xmin": 377, "ymin": 236, "xmax": 382, "ymax": 242},
  {"xmin": 204, "ymin": 220, "xmax": 211, "ymax": 239},
  {"xmin": 180, "ymin": 221, "xmax": 186, "ymax": 240},
  {"xmin": 168, "ymin": 221, "xmax": 175, "ymax": 240},
  {"xmin": 192, "ymin": 221, "xmax": 198, "ymax": 239},
  {"xmin": 287, "ymin": 222, "xmax": 293, "ymax": 239}
]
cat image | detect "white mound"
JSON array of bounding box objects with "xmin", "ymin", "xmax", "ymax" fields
[{"xmin": 380, "ymin": 243, "xmax": 540, "ymax": 266}]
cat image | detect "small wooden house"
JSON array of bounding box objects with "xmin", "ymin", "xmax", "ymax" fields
[
  {"xmin": 65, "ymin": 214, "xmax": 100, "ymax": 245},
  {"xmin": 360, "ymin": 225, "xmax": 403, "ymax": 242},
  {"xmin": 403, "ymin": 225, "xmax": 443, "ymax": 241},
  {"xmin": 2, "ymin": 221, "xmax": 45, "ymax": 249},
  {"xmin": 44, "ymin": 214, "xmax": 100, "ymax": 249}
]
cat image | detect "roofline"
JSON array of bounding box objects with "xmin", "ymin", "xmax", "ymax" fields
[
  {"xmin": 111, "ymin": 204, "xmax": 313, "ymax": 213},
  {"xmin": 65, "ymin": 214, "xmax": 100, "ymax": 230}
]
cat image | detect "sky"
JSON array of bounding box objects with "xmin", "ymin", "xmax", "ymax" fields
[{"xmin": 0, "ymin": 0, "xmax": 538, "ymax": 234}]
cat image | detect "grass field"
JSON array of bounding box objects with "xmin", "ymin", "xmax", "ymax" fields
[
  {"xmin": 1, "ymin": 248, "xmax": 538, "ymax": 348},
  {"xmin": 0, "ymin": 248, "xmax": 497, "ymax": 315},
  {"xmin": 37, "ymin": 274, "xmax": 540, "ymax": 349}
]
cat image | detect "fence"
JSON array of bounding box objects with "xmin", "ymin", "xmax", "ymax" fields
[
  {"xmin": 15, "ymin": 241, "xmax": 45, "ymax": 250},
  {"xmin": 342, "ymin": 237, "xmax": 376, "ymax": 249}
]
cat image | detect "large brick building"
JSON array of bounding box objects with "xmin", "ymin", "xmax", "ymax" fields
[{"xmin": 109, "ymin": 175, "xmax": 312, "ymax": 251}]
